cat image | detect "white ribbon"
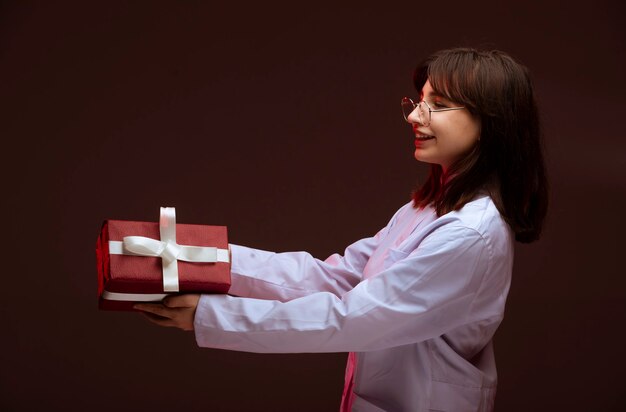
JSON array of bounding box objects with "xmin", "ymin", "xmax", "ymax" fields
[
  {"xmin": 101, "ymin": 291, "xmax": 168, "ymax": 302},
  {"xmin": 108, "ymin": 207, "xmax": 230, "ymax": 293}
]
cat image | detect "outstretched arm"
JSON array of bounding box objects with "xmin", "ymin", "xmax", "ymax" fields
[{"xmin": 192, "ymin": 224, "xmax": 511, "ymax": 353}]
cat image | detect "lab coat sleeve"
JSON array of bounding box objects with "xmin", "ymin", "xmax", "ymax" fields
[
  {"xmin": 194, "ymin": 223, "xmax": 509, "ymax": 353},
  {"xmin": 226, "ymin": 203, "xmax": 411, "ymax": 302}
]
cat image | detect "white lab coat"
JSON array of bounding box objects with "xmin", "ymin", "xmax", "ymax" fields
[{"xmin": 194, "ymin": 195, "xmax": 514, "ymax": 412}]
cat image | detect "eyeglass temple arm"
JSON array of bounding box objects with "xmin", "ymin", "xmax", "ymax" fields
[{"xmin": 430, "ymin": 107, "xmax": 465, "ymax": 112}]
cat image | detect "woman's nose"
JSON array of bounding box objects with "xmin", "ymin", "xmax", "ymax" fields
[{"xmin": 406, "ymin": 108, "xmax": 422, "ymax": 125}]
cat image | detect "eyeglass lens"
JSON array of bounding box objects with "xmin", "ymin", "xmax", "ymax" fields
[{"xmin": 401, "ymin": 98, "xmax": 417, "ymax": 122}]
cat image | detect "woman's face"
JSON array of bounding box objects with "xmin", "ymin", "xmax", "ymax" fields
[{"xmin": 407, "ymin": 80, "xmax": 481, "ymax": 172}]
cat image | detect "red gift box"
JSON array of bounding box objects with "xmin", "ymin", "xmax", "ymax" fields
[{"xmin": 96, "ymin": 208, "xmax": 231, "ymax": 311}]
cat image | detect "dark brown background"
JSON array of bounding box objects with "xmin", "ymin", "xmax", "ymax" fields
[{"xmin": 2, "ymin": 1, "xmax": 625, "ymax": 411}]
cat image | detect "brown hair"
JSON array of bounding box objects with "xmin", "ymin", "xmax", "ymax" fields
[{"xmin": 412, "ymin": 48, "xmax": 548, "ymax": 243}]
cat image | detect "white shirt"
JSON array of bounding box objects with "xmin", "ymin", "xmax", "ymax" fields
[{"xmin": 194, "ymin": 196, "xmax": 514, "ymax": 412}]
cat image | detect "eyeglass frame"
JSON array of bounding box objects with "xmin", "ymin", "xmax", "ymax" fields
[{"xmin": 401, "ymin": 97, "xmax": 466, "ymax": 126}]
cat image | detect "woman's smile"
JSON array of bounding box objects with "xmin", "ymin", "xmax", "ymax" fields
[
  {"xmin": 414, "ymin": 128, "xmax": 436, "ymax": 148},
  {"xmin": 414, "ymin": 132, "xmax": 435, "ymax": 141}
]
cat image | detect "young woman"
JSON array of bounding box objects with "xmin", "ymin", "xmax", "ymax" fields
[{"xmin": 135, "ymin": 47, "xmax": 548, "ymax": 412}]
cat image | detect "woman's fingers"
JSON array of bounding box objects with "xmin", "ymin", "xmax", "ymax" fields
[
  {"xmin": 134, "ymin": 298, "xmax": 198, "ymax": 331},
  {"xmin": 163, "ymin": 294, "xmax": 200, "ymax": 308},
  {"xmin": 134, "ymin": 303, "xmax": 170, "ymax": 318},
  {"xmin": 138, "ymin": 310, "xmax": 175, "ymax": 327}
]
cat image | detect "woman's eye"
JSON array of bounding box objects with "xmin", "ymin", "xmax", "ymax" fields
[{"xmin": 432, "ymin": 101, "xmax": 447, "ymax": 108}]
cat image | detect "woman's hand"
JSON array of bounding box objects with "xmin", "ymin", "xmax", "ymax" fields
[{"xmin": 134, "ymin": 294, "xmax": 200, "ymax": 331}]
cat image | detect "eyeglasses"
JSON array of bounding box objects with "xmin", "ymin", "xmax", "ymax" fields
[{"xmin": 401, "ymin": 97, "xmax": 465, "ymax": 126}]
